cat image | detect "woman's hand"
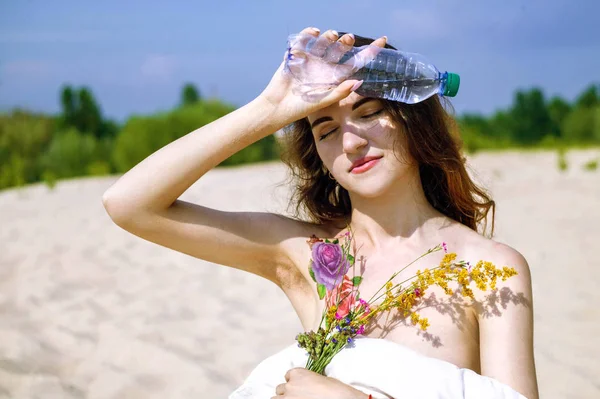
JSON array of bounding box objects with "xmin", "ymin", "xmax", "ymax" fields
[
  {"xmin": 258, "ymin": 27, "xmax": 387, "ymax": 126},
  {"xmin": 271, "ymin": 367, "xmax": 369, "ymax": 399}
]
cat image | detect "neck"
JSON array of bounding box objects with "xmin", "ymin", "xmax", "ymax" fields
[{"xmin": 347, "ymin": 169, "xmax": 445, "ymax": 251}]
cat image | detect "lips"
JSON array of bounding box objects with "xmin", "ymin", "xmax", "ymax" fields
[{"xmin": 349, "ymin": 156, "xmax": 383, "ymax": 172}]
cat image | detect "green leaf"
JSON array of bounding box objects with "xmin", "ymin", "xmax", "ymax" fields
[
  {"xmin": 317, "ymin": 284, "xmax": 327, "ymax": 300},
  {"xmin": 352, "ymin": 276, "xmax": 363, "ymax": 286},
  {"xmin": 324, "ymin": 238, "xmax": 331, "ymax": 243},
  {"xmin": 347, "ymin": 254, "xmax": 355, "ymax": 265},
  {"xmin": 308, "ymin": 266, "xmax": 317, "ymax": 283},
  {"xmin": 332, "ymin": 238, "xmax": 339, "ymax": 244}
]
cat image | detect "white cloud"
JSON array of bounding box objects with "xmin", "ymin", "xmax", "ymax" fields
[{"xmin": 139, "ymin": 54, "xmax": 178, "ymax": 81}]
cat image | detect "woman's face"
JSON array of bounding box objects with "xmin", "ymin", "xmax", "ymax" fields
[{"xmin": 307, "ymin": 93, "xmax": 416, "ymax": 198}]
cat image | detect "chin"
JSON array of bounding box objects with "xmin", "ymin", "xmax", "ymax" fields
[
  {"xmin": 341, "ymin": 166, "xmax": 412, "ymax": 199},
  {"xmin": 342, "ymin": 179, "xmax": 394, "ymax": 199}
]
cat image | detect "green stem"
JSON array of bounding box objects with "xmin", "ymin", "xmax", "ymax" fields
[
  {"xmin": 366, "ymin": 246, "xmax": 441, "ymax": 304},
  {"xmin": 307, "ymin": 341, "xmax": 348, "ymax": 374},
  {"xmin": 368, "ymin": 262, "xmax": 466, "ymax": 305}
]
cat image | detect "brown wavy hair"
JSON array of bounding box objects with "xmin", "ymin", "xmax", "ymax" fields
[{"xmin": 278, "ymin": 33, "xmax": 495, "ymax": 237}]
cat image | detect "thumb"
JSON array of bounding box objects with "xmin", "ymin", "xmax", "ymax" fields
[{"xmin": 320, "ymin": 79, "xmax": 364, "ymax": 107}]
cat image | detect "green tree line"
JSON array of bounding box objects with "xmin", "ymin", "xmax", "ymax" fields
[
  {"xmin": 0, "ymin": 83, "xmax": 277, "ymax": 190},
  {"xmin": 458, "ymin": 84, "xmax": 599, "ymax": 152},
  {"xmin": 0, "ymin": 82, "xmax": 598, "ymax": 191}
]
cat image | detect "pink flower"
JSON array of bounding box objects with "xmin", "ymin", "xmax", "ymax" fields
[
  {"xmin": 442, "ymin": 242, "xmax": 448, "ymax": 253},
  {"xmin": 312, "ymin": 242, "xmax": 350, "ymax": 290},
  {"xmin": 356, "ymin": 325, "xmax": 365, "ymax": 335},
  {"xmin": 358, "ymin": 298, "xmax": 370, "ymax": 314},
  {"xmin": 326, "ymin": 275, "xmax": 356, "ymax": 319}
]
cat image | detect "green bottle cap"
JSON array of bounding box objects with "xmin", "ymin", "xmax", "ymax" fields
[{"xmin": 443, "ymin": 72, "xmax": 460, "ymax": 97}]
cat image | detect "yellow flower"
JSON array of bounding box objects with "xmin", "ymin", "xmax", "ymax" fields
[
  {"xmin": 440, "ymin": 253, "xmax": 457, "ymax": 267},
  {"xmin": 395, "ymin": 293, "xmax": 416, "ymax": 314},
  {"xmin": 457, "ymin": 269, "xmax": 469, "ymax": 286},
  {"xmin": 502, "ymin": 266, "xmax": 518, "ymax": 280},
  {"xmin": 410, "ymin": 312, "xmax": 420, "ymax": 325},
  {"xmin": 462, "ymin": 286, "xmax": 475, "ymax": 299},
  {"xmin": 417, "ymin": 269, "xmax": 434, "ymax": 286}
]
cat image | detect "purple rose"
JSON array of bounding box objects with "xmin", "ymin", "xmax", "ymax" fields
[{"xmin": 311, "ymin": 242, "xmax": 350, "ymax": 290}]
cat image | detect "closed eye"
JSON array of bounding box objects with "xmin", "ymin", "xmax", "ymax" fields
[
  {"xmin": 319, "ymin": 128, "xmax": 337, "ymax": 141},
  {"xmin": 318, "ymin": 109, "xmax": 383, "ymax": 141},
  {"xmin": 361, "ymin": 109, "xmax": 383, "ymax": 119}
]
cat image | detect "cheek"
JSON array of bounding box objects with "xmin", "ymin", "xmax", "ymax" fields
[
  {"xmin": 369, "ymin": 117, "xmax": 398, "ymax": 142},
  {"xmin": 314, "ymin": 143, "xmax": 328, "ymax": 165},
  {"xmin": 315, "ymin": 141, "xmax": 342, "ymax": 169},
  {"xmin": 382, "ymin": 124, "xmax": 414, "ymax": 166}
]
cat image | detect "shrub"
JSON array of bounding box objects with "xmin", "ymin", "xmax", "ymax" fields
[
  {"xmin": 41, "ymin": 128, "xmax": 99, "ymax": 179},
  {"xmin": 557, "ymin": 148, "xmax": 568, "ymax": 172},
  {"xmin": 583, "ymin": 158, "xmax": 598, "ymax": 171}
]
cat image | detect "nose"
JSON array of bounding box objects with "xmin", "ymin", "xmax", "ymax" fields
[{"xmin": 342, "ymin": 124, "xmax": 368, "ymax": 154}]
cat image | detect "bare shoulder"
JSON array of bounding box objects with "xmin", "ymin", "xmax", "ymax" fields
[
  {"xmin": 445, "ymin": 222, "xmax": 530, "ymax": 273},
  {"xmin": 443, "ymin": 223, "xmax": 533, "ymax": 300},
  {"xmin": 453, "ymin": 230, "xmax": 538, "ymax": 398},
  {"xmin": 465, "ymin": 232, "xmax": 530, "ymax": 277}
]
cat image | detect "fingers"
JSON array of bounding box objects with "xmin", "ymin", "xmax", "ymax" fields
[
  {"xmin": 318, "ymin": 79, "xmax": 363, "ymax": 107},
  {"xmin": 290, "ymin": 28, "xmax": 387, "ymax": 67},
  {"xmin": 275, "ymin": 383, "xmax": 286, "ymax": 395},
  {"xmin": 309, "ymin": 29, "xmax": 339, "ymax": 57},
  {"xmin": 343, "ymin": 35, "xmax": 387, "ymax": 70},
  {"xmin": 285, "ymin": 27, "xmax": 320, "ymax": 66},
  {"xmin": 285, "ymin": 48, "xmax": 307, "ymax": 64},
  {"xmin": 299, "ymin": 26, "xmax": 320, "ymax": 36},
  {"xmin": 339, "ymin": 32, "xmax": 356, "ymax": 47},
  {"xmin": 288, "ymin": 27, "xmax": 320, "ymax": 52},
  {"xmin": 323, "ymin": 33, "xmax": 354, "ymax": 63},
  {"xmin": 372, "ymin": 35, "xmax": 388, "ymax": 48}
]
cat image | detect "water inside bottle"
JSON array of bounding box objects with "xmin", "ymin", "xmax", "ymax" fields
[
  {"xmin": 347, "ymin": 49, "xmax": 444, "ymax": 104},
  {"xmin": 353, "ymin": 76, "xmax": 442, "ymax": 104}
]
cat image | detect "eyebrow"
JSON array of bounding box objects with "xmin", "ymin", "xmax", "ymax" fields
[{"xmin": 310, "ymin": 98, "xmax": 379, "ymax": 130}]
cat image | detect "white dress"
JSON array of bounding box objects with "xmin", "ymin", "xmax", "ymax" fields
[{"xmin": 229, "ymin": 337, "xmax": 527, "ymax": 399}]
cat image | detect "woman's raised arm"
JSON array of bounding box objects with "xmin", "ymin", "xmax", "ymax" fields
[
  {"xmin": 102, "ymin": 95, "xmax": 302, "ymax": 284},
  {"xmin": 102, "ymin": 28, "xmax": 370, "ymax": 284}
]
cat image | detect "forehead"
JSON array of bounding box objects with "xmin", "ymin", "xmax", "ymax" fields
[{"xmin": 307, "ymin": 92, "xmax": 370, "ymax": 123}]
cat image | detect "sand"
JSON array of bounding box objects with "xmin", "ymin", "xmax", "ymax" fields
[{"xmin": 1, "ymin": 149, "xmax": 599, "ymax": 398}]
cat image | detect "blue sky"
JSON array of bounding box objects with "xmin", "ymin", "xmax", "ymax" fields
[{"xmin": 1, "ymin": 0, "xmax": 598, "ymax": 122}]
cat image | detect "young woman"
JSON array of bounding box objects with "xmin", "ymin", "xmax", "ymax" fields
[{"xmin": 102, "ymin": 27, "xmax": 539, "ymax": 399}]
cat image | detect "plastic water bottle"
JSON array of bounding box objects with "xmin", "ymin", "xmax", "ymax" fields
[
  {"xmin": 285, "ymin": 33, "xmax": 460, "ymax": 104},
  {"xmin": 341, "ymin": 47, "xmax": 460, "ymax": 104}
]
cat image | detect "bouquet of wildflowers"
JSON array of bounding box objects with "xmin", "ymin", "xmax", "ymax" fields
[{"xmin": 296, "ymin": 231, "xmax": 518, "ymax": 375}]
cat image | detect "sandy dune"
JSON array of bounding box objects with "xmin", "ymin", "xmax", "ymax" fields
[{"xmin": 1, "ymin": 149, "xmax": 599, "ymax": 398}]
